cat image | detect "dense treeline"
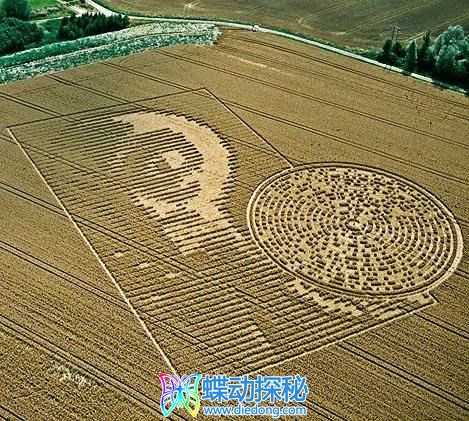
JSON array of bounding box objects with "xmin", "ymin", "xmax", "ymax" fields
[
  {"xmin": 0, "ymin": 0, "xmax": 130, "ymax": 56},
  {"xmin": 57, "ymin": 13, "xmax": 130, "ymax": 40},
  {"xmin": 0, "ymin": 18, "xmax": 43, "ymax": 54},
  {"xmin": 0, "ymin": 0, "xmax": 31, "ymax": 20},
  {"xmin": 0, "ymin": 0, "xmax": 43, "ymax": 54},
  {"xmin": 378, "ymin": 25, "xmax": 469, "ymax": 88}
]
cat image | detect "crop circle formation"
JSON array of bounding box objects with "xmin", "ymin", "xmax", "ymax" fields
[{"xmin": 248, "ymin": 163, "xmax": 463, "ymax": 297}]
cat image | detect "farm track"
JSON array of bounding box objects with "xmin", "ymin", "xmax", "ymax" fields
[
  {"xmin": 0, "ymin": 239, "xmax": 125, "ymax": 311},
  {"xmin": 152, "ymin": 48, "xmax": 468, "ymax": 150},
  {"xmin": 343, "ymin": 1, "xmax": 438, "ymax": 35},
  {"xmin": 297, "ymin": 0, "xmax": 364, "ymax": 24},
  {"xmin": 3, "ymin": 58, "xmax": 468, "ymax": 300},
  {"xmin": 0, "ymin": 92, "xmax": 60, "ymax": 118},
  {"xmin": 60, "ymin": 61, "xmax": 467, "ymax": 185},
  {"xmin": 416, "ymin": 311, "xmax": 468, "ymax": 340},
  {"xmin": 405, "ymin": 14, "xmax": 469, "ymax": 43},
  {"xmin": 47, "ymin": 74, "xmax": 129, "ymax": 105},
  {"xmin": 215, "ymin": 42, "xmax": 468, "ymax": 123},
  {"xmin": 0, "ymin": 405, "xmax": 25, "ymax": 421},
  {"xmin": 0, "ymin": 314, "xmax": 190, "ymax": 421},
  {"xmin": 339, "ymin": 341, "xmax": 469, "ymax": 410},
  {"xmin": 456, "ymin": 267, "xmax": 469, "ymax": 277},
  {"xmin": 221, "ymin": 100, "xmax": 468, "ymax": 185},
  {"xmin": 223, "ymin": 33, "xmax": 469, "ymax": 116}
]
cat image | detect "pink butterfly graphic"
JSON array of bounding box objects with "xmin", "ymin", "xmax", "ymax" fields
[{"xmin": 159, "ymin": 373, "xmax": 202, "ymax": 417}]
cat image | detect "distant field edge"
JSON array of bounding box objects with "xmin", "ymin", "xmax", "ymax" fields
[
  {"xmin": 88, "ymin": 0, "xmax": 468, "ymax": 95},
  {"xmin": 0, "ymin": 23, "xmax": 219, "ymax": 85}
]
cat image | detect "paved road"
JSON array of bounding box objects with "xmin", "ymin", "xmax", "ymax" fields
[{"xmin": 84, "ymin": 0, "xmax": 465, "ymax": 93}]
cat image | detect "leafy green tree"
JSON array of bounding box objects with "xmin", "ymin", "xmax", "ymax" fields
[
  {"xmin": 377, "ymin": 39, "xmax": 397, "ymax": 65},
  {"xmin": 57, "ymin": 13, "xmax": 129, "ymax": 40},
  {"xmin": 405, "ymin": 40, "xmax": 417, "ymax": 72},
  {"xmin": 0, "ymin": 0, "xmax": 32, "ymax": 20},
  {"xmin": 0, "ymin": 18, "xmax": 43, "ymax": 54},
  {"xmin": 392, "ymin": 41, "xmax": 406, "ymax": 58},
  {"xmin": 433, "ymin": 25, "xmax": 466, "ymax": 57},
  {"xmin": 435, "ymin": 44, "xmax": 458, "ymax": 80},
  {"xmin": 417, "ymin": 29, "xmax": 434, "ymax": 71},
  {"xmin": 432, "ymin": 25, "xmax": 468, "ymax": 83},
  {"xmin": 463, "ymin": 60, "xmax": 469, "ymax": 87}
]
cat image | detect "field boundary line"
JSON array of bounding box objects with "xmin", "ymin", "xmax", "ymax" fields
[
  {"xmin": 223, "ymin": 100, "xmax": 469, "ymax": 185},
  {"xmin": 205, "ymin": 88, "xmax": 295, "ymax": 168},
  {"xmin": 154, "ymin": 49, "xmax": 467, "ymax": 150},
  {"xmin": 0, "ymin": 405, "xmax": 25, "ymax": 421},
  {"xmin": 339, "ymin": 341, "xmax": 469, "ymax": 410},
  {"xmin": 6, "ymin": 127, "xmax": 178, "ymax": 377},
  {"xmin": 0, "ymin": 315, "xmax": 191, "ymax": 420},
  {"xmin": 84, "ymin": 0, "xmax": 467, "ymax": 94}
]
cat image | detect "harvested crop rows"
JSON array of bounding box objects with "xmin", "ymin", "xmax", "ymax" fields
[
  {"xmin": 1, "ymin": 29, "xmax": 468, "ymax": 420},
  {"xmin": 102, "ymin": 0, "xmax": 469, "ymax": 47},
  {"xmin": 9, "ymin": 88, "xmax": 460, "ymax": 377}
]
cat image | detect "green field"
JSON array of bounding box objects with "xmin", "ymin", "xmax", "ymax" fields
[{"xmin": 30, "ymin": 0, "xmax": 58, "ymax": 9}]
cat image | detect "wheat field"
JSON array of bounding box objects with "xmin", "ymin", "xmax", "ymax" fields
[{"xmin": 0, "ymin": 29, "xmax": 468, "ymax": 420}]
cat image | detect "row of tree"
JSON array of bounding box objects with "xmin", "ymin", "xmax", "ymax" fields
[
  {"xmin": 0, "ymin": 0, "xmax": 42, "ymax": 54},
  {"xmin": 0, "ymin": 17, "xmax": 43, "ymax": 54},
  {"xmin": 377, "ymin": 25, "xmax": 468, "ymax": 87},
  {"xmin": 0, "ymin": 0, "xmax": 130, "ymax": 55},
  {"xmin": 57, "ymin": 13, "xmax": 130, "ymax": 40},
  {"xmin": 0, "ymin": 0, "xmax": 31, "ymax": 20}
]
